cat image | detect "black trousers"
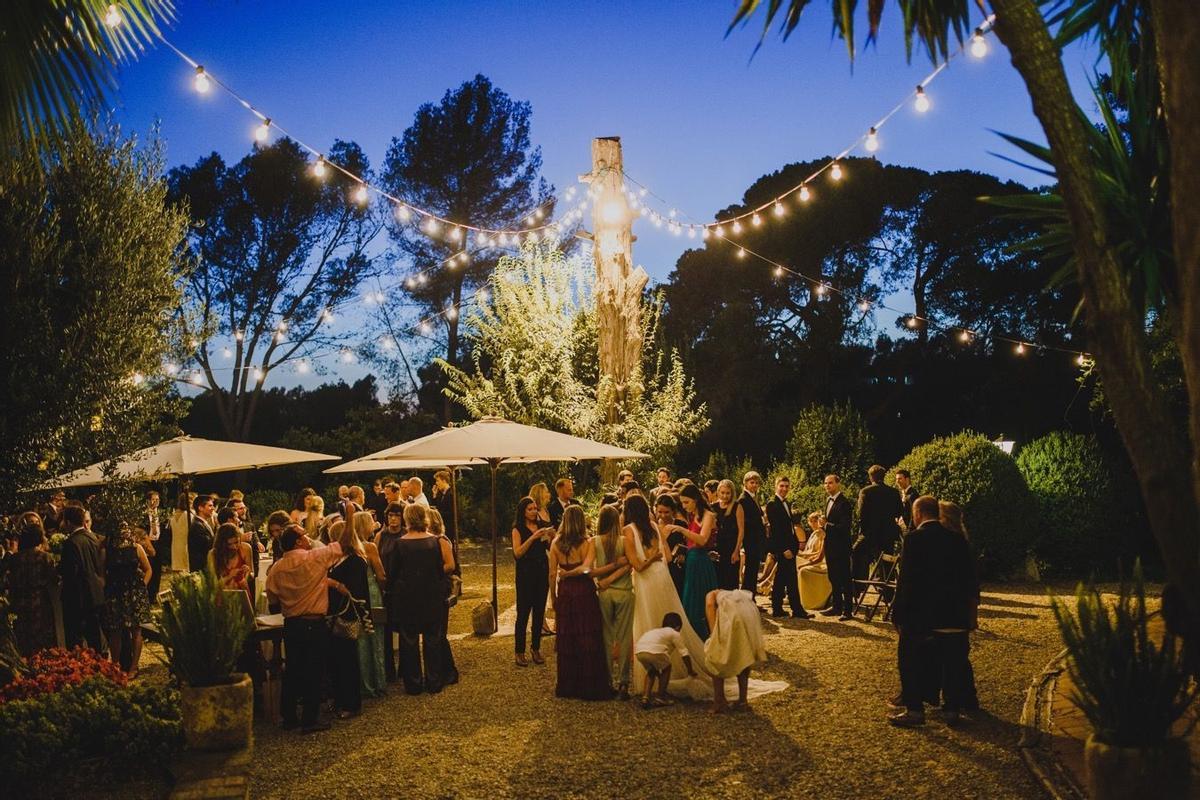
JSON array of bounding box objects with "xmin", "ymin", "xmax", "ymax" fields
[
  {"xmin": 931, "ymin": 632, "xmax": 976, "ymax": 712},
  {"xmin": 740, "ymin": 538, "xmax": 764, "ymax": 595},
  {"xmin": 63, "ymin": 603, "xmax": 103, "ymax": 652},
  {"xmin": 514, "ymin": 567, "xmax": 548, "ymax": 655},
  {"xmin": 328, "ymin": 634, "xmax": 361, "ymax": 713},
  {"xmin": 897, "ymin": 629, "xmax": 935, "ymax": 713},
  {"xmin": 282, "ymin": 617, "xmax": 329, "ymax": 726},
  {"xmin": 383, "ymin": 620, "xmax": 400, "ymax": 681},
  {"xmin": 825, "ymin": 538, "xmax": 853, "ymax": 613},
  {"xmin": 770, "ymin": 553, "xmax": 802, "ymax": 614},
  {"xmin": 399, "ymin": 619, "xmax": 445, "ymax": 694}
]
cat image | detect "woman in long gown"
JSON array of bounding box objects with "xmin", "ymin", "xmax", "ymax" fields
[
  {"xmin": 670, "ymin": 484, "xmax": 719, "ymax": 639},
  {"xmin": 550, "ymin": 506, "xmax": 612, "ymax": 700},
  {"xmin": 426, "ymin": 508, "xmax": 459, "ymax": 685},
  {"xmin": 713, "ymin": 480, "xmax": 742, "ymax": 590},
  {"xmin": 592, "ymin": 505, "xmax": 633, "ymax": 697},
  {"xmin": 797, "ymin": 512, "xmax": 832, "ymax": 611},
  {"xmin": 351, "ymin": 512, "xmax": 388, "ymax": 697},
  {"xmin": 623, "ymin": 494, "xmax": 710, "ymax": 695}
]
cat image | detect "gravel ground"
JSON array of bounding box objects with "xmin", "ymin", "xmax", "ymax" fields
[{"xmin": 240, "ymin": 544, "xmax": 1066, "ymax": 800}]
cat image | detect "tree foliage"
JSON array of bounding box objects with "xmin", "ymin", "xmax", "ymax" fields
[
  {"xmin": 167, "ymin": 138, "xmax": 382, "ymax": 441},
  {"xmin": 440, "ymin": 244, "xmax": 708, "ymax": 466},
  {"xmin": 0, "ymin": 116, "xmax": 187, "ymax": 504},
  {"xmin": 783, "ymin": 401, "xmax": 876, "ymax": 486}
]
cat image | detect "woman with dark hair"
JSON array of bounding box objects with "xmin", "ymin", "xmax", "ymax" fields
[
  {"xmin": 328, "ymin": 520, "xmax": 367, "ymax": 716},
  {"xmin": 703, "ymin": 480, "xmax": 720, "ymax": 507},
  {"xmin": 653, "ymin": 494, "xmax": 687, "ymax": 594},
  {"xmin": 673, "ymin": 484, "xmax": 720, "ymax": 638},
  {"xmin": 0, "ymin": 513, "xmax": 59, "ymax": 656},
  {"xmin": 592, "ymin": 504, "xmax": 633, "ymax": 697},
  {"xmin": 624, "ymin": 494, "xmax": 709, "ymax": 694},
  {"xmin": 209, "ymin": 522, "xmax": 253, "ymax": 605},
  {"xmin": 103, "ymin": 522, "xmax": 152, "ymax": 674},
  {"xmin": 510, "ymin": 496, "xmax": 552, "ymax": 667},
  {"xmin": 426, "ymin": 508, "xmax": 459, "ymax": 686},
  {"xmin": 549, "ymin": 505, "xmax": 611, "ymax": 699}
]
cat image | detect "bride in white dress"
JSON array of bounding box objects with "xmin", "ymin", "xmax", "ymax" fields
[{"xmin": 623, "ymin": 495, "xmax": 711, "ymax": 695}]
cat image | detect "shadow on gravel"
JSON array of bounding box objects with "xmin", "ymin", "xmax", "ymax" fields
[
  {"xmin": 978, "ymin": 594, "xmax": 1045, "ymax": 610},
  {"xmin": 976, "ymin": 607, "xmax": 1040, "ymax": 621}
]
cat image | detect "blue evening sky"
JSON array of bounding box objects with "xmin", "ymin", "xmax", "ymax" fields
[{"xmin": 111, "ymin": 0, "xmax": 1100, "ymax": 391}]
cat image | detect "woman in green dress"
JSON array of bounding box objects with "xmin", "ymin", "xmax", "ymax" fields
[
  {"xmin": 592, "ymin": 504, "xmax": 634, "ymax": 698},
  {"xmin": 352, "ymin": 512, "xmax": 388, "ymax": 697}
]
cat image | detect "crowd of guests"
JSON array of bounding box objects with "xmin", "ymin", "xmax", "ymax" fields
[{"xmin": 1, "ymin": 460, "xmax": 979, "ymax": 728}]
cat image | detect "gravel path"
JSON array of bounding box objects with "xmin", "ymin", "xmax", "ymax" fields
[{"xmin": 247, "ymin": 545, "xmax": 1064, "ymax": 800}]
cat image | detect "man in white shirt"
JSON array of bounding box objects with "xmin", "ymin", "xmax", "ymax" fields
[
  {"xmin": 407, "ymin": 476, "xmax": 430, "ymax": 507},
  {"xmin": 634, "ymin": 612, "xmax": 695, "ymax": 708}
]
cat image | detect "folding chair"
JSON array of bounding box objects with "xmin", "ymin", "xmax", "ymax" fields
[{"xmin": 853, "ymin": 549, "xmax": 900, "ymax": 621}]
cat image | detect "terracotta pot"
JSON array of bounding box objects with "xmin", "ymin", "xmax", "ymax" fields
[
  {"xmin": 179, "ymin": 672, "xmax": 253, "ymax": 751},
  {"xmin": 1084, "ymin": 734, "xmax": 1190, "ymax": 800}
]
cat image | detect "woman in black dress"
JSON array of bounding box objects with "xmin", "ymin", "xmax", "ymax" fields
[
  {"xmin": 714, "ymin": 479, "xmax": 742, "ymax": 590},
  {"xmin": 426, "ymin": 508, "xmax": 459, "ymax": 685},
  {"xmin": 328, "ymin": 520, "xmax": 368, "ymax": 717},
  {"xmin": 510, "ymin": 497, "xmax": 552, "ymax": 667},
  {"xmin": 102, "ymin": 522, "xmax": 152, "ymax": 675},
  {"xmin": 385, "ymin": 505, "xmax": 455, "ymax": 694}
]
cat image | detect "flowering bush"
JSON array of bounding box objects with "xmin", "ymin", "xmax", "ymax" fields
[
  {"xmin": 0, "ymin": 646, "xmax": 127, "ymax": 702},
  {"xmin": 0, "ymin": 677, "xmax": 182, "ymax": 786}
]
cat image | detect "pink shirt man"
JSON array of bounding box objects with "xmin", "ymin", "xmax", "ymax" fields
[{"xmin": 266, "ymin": 541, "xmax": 344, "ymax": 617}]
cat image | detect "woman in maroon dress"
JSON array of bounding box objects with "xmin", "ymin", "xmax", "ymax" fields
[{"xmin": 549, "ymin": 505, "xmax": 612, "ymax": 700}]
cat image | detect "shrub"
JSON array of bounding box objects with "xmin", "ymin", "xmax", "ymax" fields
[
  {"xmin": 894, "ymin": 431, "xmax": 1034, "ymax": 577},
  {"xmin": 784, "ymin": 402, "xmax": 875, "ymax": 486},
  {"xmin": 0, "ymin": 646, "xmax": 127, "ymax": 702},
  {"xmin": 697, "ymin": 452, "xmax": 758, "ymax": 486},
  {"xmin": 0, "ymin": 677, "xmax": 182, "ymax": 785},
  {"xmin": 243, "ymin": 489, "xmax": 293, "ymax": 523},
  {"xmin": 1017, "ymin": 431, "xmax": 1126, "ymax": 576}
]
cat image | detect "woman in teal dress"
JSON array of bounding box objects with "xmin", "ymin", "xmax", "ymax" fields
[
  {"xmin": 352, "ymin": 512, "xmax": 388, "ymax": 697},
  {"xmin": 671, "ymin": 484, "xmax": 719, "ymax": 639}
]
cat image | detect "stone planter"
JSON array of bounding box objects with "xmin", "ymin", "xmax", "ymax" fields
[
  {"xmin": 179, "ymin": 672, "xmax": 253, "ymax": 751},
  {"xmin": 1084, "ymin": 734, "xmax": 1190, "ymax": 800}
]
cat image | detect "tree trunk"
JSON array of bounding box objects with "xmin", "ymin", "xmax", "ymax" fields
[
  {"xmin": 586, "ymin": 137, "xmax": 648, "ymax": 484},
  {"xmin": 913, "ymin": 273, "xmax": 928, "ymax": 346},
  {"xmin": 991, "ymin": 0, "xmax": 1200, "ymax": 620},
  {"xmin": 1148, "ymin": 0, "xmax": 1200, "ymax": 594}
]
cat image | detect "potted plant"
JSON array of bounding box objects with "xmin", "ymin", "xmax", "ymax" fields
[
  {"xmin": 158, "ymin": 568, "xmax": 252, "ymax": 751},
  {"xmin": 1052, "ymin": 562, "xmax": 1197, "ymax": 800}
]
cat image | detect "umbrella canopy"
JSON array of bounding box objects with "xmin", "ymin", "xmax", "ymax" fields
[
  {"xmin": 347, "ymin": 417, "xmax": 647, "ymax": 632},
  {"xmin": 359, "ymin": 416, "xmax": 647, "ymax": 464},
  {"xmin": 323, "ymin": 457, "xmax": 479, "ymax": 474},
  {"xmin": 37, "ymin": 435, "xmax": 340, "ymax": 489}
]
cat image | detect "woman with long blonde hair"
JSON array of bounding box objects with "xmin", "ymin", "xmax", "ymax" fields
[
  {"xmin": 327, "ymin": 518, "xmax": 367, "ymax": 717},
  {"xmin": 351, "ymin": 511, "xmax": 388, "ymax": 697},
  {"xmin": 425, "ymin": 508, "xmax": 459, "ymax": 685},
  {"xmin": 528, "ymin": 482, "xmax": 552, "ymax": 526},
  {"xmin": 714, "ymin": 479, "xmax": 742, "ymax": 590},
  {"xmin": 591, "ymin": 504, "xmax": 633, "ymax": 697},
  {"xmin": 303, "ymin": 494, "xmax": 325, "ymax": 543}
]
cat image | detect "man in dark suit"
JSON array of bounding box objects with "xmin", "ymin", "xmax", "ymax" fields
[
  {"xmin": 736, "ymin": 472, "xmax": 767, "ymax": 596},
  {"xmin": 548, "ymin": 477, "xmax": 579, "ymax": 529},
  {"xmin": 59, "ymin": 504, "xmax": 105, "ymax": 650},
  {"xmin": 854, "ymin": 465, "xmax": 904, "ymax": 579},
  {"xmin": 896, "ymin": 469, "xmax": 918, "ymax": 530},
  {"xmin": 888, "ymin": 495, "xmax": 979, "ymax": 727},
  {"xmin": 188, "ymin": 494, "xmax": 216, "ymax": 572},
  {"xmin": 821, "ymin": 473, "xmax": 855, "ymax": 620},
  {"xmin": 765, "ymin": 476, "xmax": 810, "ymax": 618}
]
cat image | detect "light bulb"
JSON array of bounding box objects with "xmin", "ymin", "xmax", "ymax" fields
[
  {"xmin": 312, "ymin": 157, "xmax": 327, "ymax": 179},
  {"xmin": 234, "ymin": 330, "xmax": 244, "ymax": 341},
  {"xmin": 701, "ymin": 227, "xmax": 710, "ymax": 240},
  {"xmin": 736, "ymin": 247, "xmax": 746, "ymax": 259},
  {"xmin": 275, "ymin": 331, "xmax": 285, "ymax": 342},
  {"xmin": 714, "ymin": 225, "xmax": 724, "ymax": 237},
  {"xmin": 907, "ymin": 317, "xmax": 919, "ymax": 329},
  {"xmin": 253, "ymin": 368, "xmax": 264, "ymax": 382},
  {"xmin": 639, "ymin": 207, "xmax": 649, "ymax": 217},
  {"xmin": 194, "ymin": 66, "xmax": 211, "ymax": 94},
  {"xmin": 1076, "ymin": 353, "xmax": 1087, "ymax": 366},
  {"xmin": 751, "ymin": 214, "xmax": 762, "ymax": 228},
  {"xmin": 639, "ymin": 188, "xmax": 647, "ymax": 197},
  {"xmin": 190, "ymin": 371, "xmax": 204, "ymax": 386},
  {"xmin": 830, "ymin": 162, "xmax": 843, "ymax": 181},
  {"xmin": 1015, "ymin": 342, "xmax": 1026, "ymax": 355},
  {"xmin": 970, "ymin": 29, "xmax": 988, "ymax": 58},
  {"xmin": 914, "ymin": 86, "xmax": 931, "ymax": 113},
  {"xmin": 449, "ymin": 226, "xmax": 463, "ymax": 241},
  {"xmin": 395, "ymin": 204, "xmax": 412, "ymax": 222},
  {"xmin": 652, "ymin": 215, "xmax": 663, "ymax": 228},
  {"xmin": 297, "ymin": 360, "xmax": 309, "ymax": 374},
  {"xmin": 524, "ymin": 216, "xmax": 535, "ymax": 227},
  {"xmin": 773, "ymin": 201, "xmax": 785, "ymax": 217},
  {"xmin": 423, "ymin": 217, "xmax": 440, "ymax": 235},
  {"xmin": 254, "ymin": 119, "xmax": 271, "ymax": 143},
  {"xmin": 353, "ymin": 183, "xmax": 369, "ymax": 205},
  {"xmin": 131, "ymin": 371, "xmax": 144, "ymax": 385},
  {"xmin": 277, "ymin": 320, "xmax": 287, "ymax": 332},
  {"xmin": 774, "ymin": 266, "xmax": 783, "ymax": 278},
  {"xmin": 959, "ymin": 330, "xmax": 971, "ymax": 343},
  {"xmin": 799, "ymin": 185, "xmax": 811, "ymax": 202},
  {"xmin": 865, "ymin": 127, "xmax": 879, "ymax": 152},
  {"xmin": 858, "ymin": 299, "xmax": 871, "ymax": 312},
  {"xmin": 419, "ymin": 322, "xmax": 431, "ymax": 334},
  {"xmin": 687, "ymin": 227, "xmax": 696, "ymax": 239},
  {"xmin": 815, "ymin": 284, "xmax": 826, "ymax": 297},
  {"xmin": 105, "ymin": 4, "xmax": 121, "ymax": 28},
  {"xmin": 732, "ymin": 220, "xmax": 743, "ymax": 234},
  {"xmin": 446, "ymin": 305, "xmax": 458, "ymax": 321},
  {"xmin": 321, "ymin": 309, "xmax": 334, "ymax": 323}
]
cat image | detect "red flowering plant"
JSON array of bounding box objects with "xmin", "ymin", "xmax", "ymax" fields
[{"xmin": 0, "ymin": 646, "xmax": 128, "ymax": 703}]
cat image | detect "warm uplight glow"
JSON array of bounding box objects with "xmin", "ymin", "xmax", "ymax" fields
[
  {"xmin": 914, "ymin": 86, "xmax": 931, "ymax": 113},
  {"xmin": 194, "ymin": 67, "xmax": 211, "ymax": 94},
  {"xmin": 865, "ymin": 127, "xmax": 879, "ymax": 152},
  {"xmin": 970, "ymin": 29, "xmax": 988, "ymax": 58}
]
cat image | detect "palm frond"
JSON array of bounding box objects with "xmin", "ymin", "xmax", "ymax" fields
[{"xmin": 0, "ymin": 0, "xmax": 174, "ymax": 145}]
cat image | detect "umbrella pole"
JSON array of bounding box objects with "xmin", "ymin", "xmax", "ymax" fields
[
  {"xmin": 490, "ymin": 459, "xmax": 499, "ymax": 633},
  {"xmin": 450, "ymin": 467, "xmax": 460, "ymax": 564}
]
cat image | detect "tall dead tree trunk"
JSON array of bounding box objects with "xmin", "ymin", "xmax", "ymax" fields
[{"xmin": 581, "ymin": 137, "xmax": 648, "ymax": 484}]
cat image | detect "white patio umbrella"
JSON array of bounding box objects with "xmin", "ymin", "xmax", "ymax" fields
[
  {"xmin": 36, "ymin": 435, "xmax": 340, "ymax": 489},
  {"xmin": 346, "ymin": 416, "xmax": 648, "ymax": 627}
]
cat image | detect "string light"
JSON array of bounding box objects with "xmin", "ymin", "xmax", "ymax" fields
[
  {"xmin": 105, "ymin": 4, "xmax": 121, "ymax": 27},
  {"xmin": 959, "ymin": 330, "xmax": 972, "ymax": 343},
  {"xmin": 253, "ymin": 367, "xmax": 264, "ymax": 382},
  {"xmin": 773, "ymin": 266, "xmax": 784, "ymax": 278},
  {"xmin": 297, "ymin": 360, "xmax": 309, "ymax": 374},
  {"xmin": 970, "ymin": 28, "xmax": 988, "ymax": 58},
  {"xmin": 254, "ymin": 118, "xmax": 271, "ymax": 143},
  {"xmin": 858, "ymin": 299, "xmax": 871, "ymax": 312},
  {"xmin": 395, "ymin": 204, "xmax": 412, "ymax": 222},
  {"xmin": 799, "ymin": 185, "xmax": 811, "ymax": 202},
  {"xmin": 321, "ymin": 309, "xmax": 334, "ymax": 323},
  {"xmin": 906, "ymin": 317, "xmax": 920, "ymax": 329},
  {"xmin": 914, "ymin": 85, "xmax": 931, "ymax": 113},
  {"xmin": 1015, "ymin": 342, "xmax": 1026, "ymax": 355},
  {"xmin": 751, "ymin": 213, "xmax": 762, "ymax": 228},
  {"xmin": 193, "ymin": 66, "xmax": 211, "ymax": 94},
  {"xmin": 830, "ymin": 162, "xmax": 843, "ymax": 181},
  {"xmin": 190, "ymin": 371, "xmax": 204, "ymax": 386},
  {"xmin": 234, "ymin": 330, "xmax": 244, "ymax": 341},
  {"xmin": 773, "ymin": 201, "xmax": 785, "ymax": 217},
  {"xmin": 814, "ymin": 283, "xmax": 826, "ymax": 297},
  {"xmin": 312, "ymin": 156, "xmax": 327, "ymax": 179},
  {"xmin": 732, "ymin": 220, "xmax": 743, "ymax": 234},
  {"xmin": 736, "ymin": 247, "xmax": 746, "ymax": 259},
  {"xmin": 865, "ymin": 127, "xmax": 879, "ymax": 153},
  {"xmin": 352, "ymin": 183, "xmax": 369, "ymax": 205},
  {"xmin": 131, "ymin": 371, "xmax": 144, "ymax": 385},
  {"xmin": 449, "ymin": 226, "xmax": 463, "ymax": 242}
]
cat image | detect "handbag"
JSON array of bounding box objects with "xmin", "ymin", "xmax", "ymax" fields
[
  {"xmin": 446, "ymin": 574, "xmax": 463, "ymax": 608},
  {"xmin": 327, "ymin": 595, "xmax": 369, "ymax": 640}
]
